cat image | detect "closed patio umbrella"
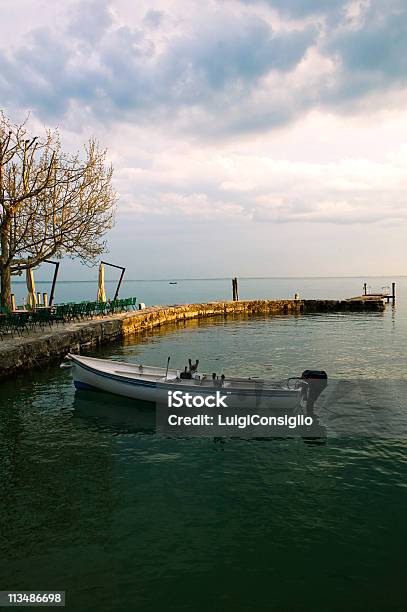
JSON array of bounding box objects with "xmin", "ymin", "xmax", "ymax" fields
[
  {"xmin": 97, "ymin": 263, "xmax": 106, "ymax": 302},
  {"xmin": 26, "ymin": 268, "xmax": 37, "ymax": 310}
]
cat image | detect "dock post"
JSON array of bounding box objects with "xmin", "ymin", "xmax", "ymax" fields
[
  {"xmin": 11, "ymin": 294, "xmax": 16, "ymax": 311},
  {"xmin": 232, "ymin": 277, "xmax": 239, "ymax": 301},
  {"xmin": 43, "ymin": 293, "xmax": 48, "ymax": 307},
  {"xmin": 392, "ymin": 282, "xmax": 396, "ymax": 303},
  {"xmin": 36, "ymin": 292, "xmax": 41, "ymax": 306},
  {"xmin": 363, "ymin": 283, "xmax": 367, "ymax": 296}
]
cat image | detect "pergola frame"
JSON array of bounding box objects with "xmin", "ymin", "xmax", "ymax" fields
[
  {"xmin": 100, "ymin": 261, "xmax": 126, "ymax": 300},
  {"xmin": 44, "ymin": 260, "xmax": 60, "ymax": 306}
]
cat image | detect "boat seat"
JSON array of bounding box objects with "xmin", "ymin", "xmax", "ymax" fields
[{"xmin": 165, "ymin": 372, "xmax": 179, "ymax": 381}]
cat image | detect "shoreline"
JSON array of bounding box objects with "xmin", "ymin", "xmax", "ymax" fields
[{"xmin": 0, "ymin": 298, "xmax": 385, "ymax": 380}]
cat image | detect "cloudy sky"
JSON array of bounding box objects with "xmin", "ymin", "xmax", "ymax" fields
[{"xmin": 1, "ymin": 0, "xmax": 407, "ymax": 279}]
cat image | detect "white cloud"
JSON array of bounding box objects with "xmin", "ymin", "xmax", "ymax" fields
[
  {"xmin": 105, "ymin": 131, "xmax": 407, "ymax": 231},
  {"xmin": 2, "ymin": 0, "xmax": 407, "ymax": 276}
]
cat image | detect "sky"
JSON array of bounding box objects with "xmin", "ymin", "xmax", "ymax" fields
[{"xmin": 1, "ymin": 0, "xmax": 407, "ymax": 279}]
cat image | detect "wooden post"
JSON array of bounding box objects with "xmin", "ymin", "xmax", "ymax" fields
[
  {"xmin": 232, "ymin": 277, "xmax": 239, "ymax": 301},
  {"xmin": 43, "ymin": 292, "xmax": 48, "ymax": 307},
  {"xmin": 363, "ymin": 283, "xmax": 367, "ymax": 296},
  {"xmin": 37, "ymin": 292, "xmax": 41, "ymax": 305},
  {"xmin": 11, "ymin": 294, "xmax": 16, "ymax": 311},
  {"xmin": 392, "ymin": 282, "xmax": 396, "ymax": 303}
]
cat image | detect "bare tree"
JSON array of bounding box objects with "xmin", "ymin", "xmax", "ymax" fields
[{"xmin": 0, "ymin": 112, "xmax": 117, "ymax": 307}]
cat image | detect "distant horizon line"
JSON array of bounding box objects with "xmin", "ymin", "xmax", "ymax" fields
[{"xmin": 11, "ymin": 275, "xmax": 406, "ymax": 283}]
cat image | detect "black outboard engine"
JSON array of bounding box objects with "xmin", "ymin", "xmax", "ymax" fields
[{"xmin": 301, "ymin": 370, "xmax": 328, "ymax": 409}]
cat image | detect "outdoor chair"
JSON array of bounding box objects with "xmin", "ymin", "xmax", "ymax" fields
[{"xmin": 32, "ymin": 309, "xmax": 53, "ymax": 330}]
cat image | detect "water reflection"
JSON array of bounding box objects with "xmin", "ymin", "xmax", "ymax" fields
[
  {"xmin": 73, "ymin": 390, "xmax": 156, "ymax": 435},
  {"xmin": 72, "ymin": 388, "xmax": 329, "ymax": 446},
  {"xmin": 72, "ymin": 376, "xmax": 407, "ymax": 442}
]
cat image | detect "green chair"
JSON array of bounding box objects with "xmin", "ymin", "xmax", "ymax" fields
[
  {"xmin": 95, "ymin": 301, "xmax": 108, "ymax": 317},
  {"xmin": 32, "ymin": 309, "xmax": 52, "ymax": 330},
  {"xmin": 10, "ymin": 312, "xmax": 30, "ymax": 336},
  {"xmin": 52, "ymin": 304, "xmax": 66, "ymax": 325}
]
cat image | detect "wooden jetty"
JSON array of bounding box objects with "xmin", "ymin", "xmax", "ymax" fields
[{"xmin": 348, "ymin": 282, "xmax": 396, "ymax": 304}]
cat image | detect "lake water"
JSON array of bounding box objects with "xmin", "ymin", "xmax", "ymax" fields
[{"xmin": 1, "ymin": 277, "xmax": 407, "ymax": 611}]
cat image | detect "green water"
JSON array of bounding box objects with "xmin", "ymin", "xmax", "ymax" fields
[{"xmin": 1, "ymin": 279, "xmax": 407, "ymax": 611}]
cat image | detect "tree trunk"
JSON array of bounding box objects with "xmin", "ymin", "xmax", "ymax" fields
[
  {"xmin": 0, "ymin": 262, "xmax": 11, "ymax": 309},
  {"xmin": 0, "ymin": 219, "xmax": 11, "ymax": 309}
]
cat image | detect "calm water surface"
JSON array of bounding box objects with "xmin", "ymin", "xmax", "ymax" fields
[{"xmin": 1, "ymin": 278, "xmax": 407, "ymax": 611}]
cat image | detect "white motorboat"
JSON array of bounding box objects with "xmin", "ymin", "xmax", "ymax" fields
[{"xmin": 64, "ymin": 354, "xmax": 327, "ymax": 411}]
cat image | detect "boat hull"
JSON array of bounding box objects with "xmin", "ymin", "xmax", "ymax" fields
[{"xmin": 68, "ymin": 354, "xmax": 302, "ymax": 411}]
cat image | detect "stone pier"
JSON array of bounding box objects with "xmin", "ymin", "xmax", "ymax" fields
[{"xmin": 0, "ymin": 299, "xmax": 385, "ymax": 380}]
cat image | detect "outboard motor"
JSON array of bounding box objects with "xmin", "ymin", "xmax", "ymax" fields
[{"xmin": 301, "ymin": 370, "xmax": 328, "ymax": 409}]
